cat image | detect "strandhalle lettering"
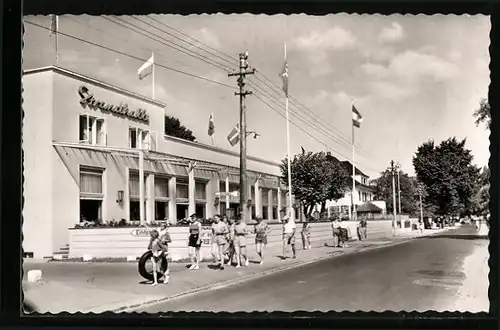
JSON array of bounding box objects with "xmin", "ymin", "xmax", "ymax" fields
[{"xmin": 78, "ymin": 85, "xmax": 150, "ymax": 122}]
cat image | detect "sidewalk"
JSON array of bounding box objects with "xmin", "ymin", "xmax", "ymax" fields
[{"xmin": 23, "ymin": 227, "xmax": 455, "ymax": 313}]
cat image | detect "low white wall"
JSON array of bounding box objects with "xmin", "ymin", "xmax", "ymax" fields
[{"xmin": 68, "ymin": 220, "xmax": 397, "ymax": 260}]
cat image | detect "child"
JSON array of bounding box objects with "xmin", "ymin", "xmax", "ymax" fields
[
  {"xmin": 301, "ymin": 221, "xmax": 312, "ymax": 250},
  {"xmin": 148, "ymin": 229, "xmax": 168, "ymax": 286}
]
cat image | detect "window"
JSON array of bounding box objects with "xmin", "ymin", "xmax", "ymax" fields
[
  {"xmin": 129, "ymin": 171, "xmax": 149, "ymax": 221},
  {"xmin": 79, "ymin": 167, "xmax": 104, "ymax": 222},
  {"xmin": 251, "ymin": 185, "xmax": 255, "ymax": 203},
  {"xmin": 176, "ymin": 179, "xmax": 189, "ymax": 200},
  {"xmin": 272, "ymin": 206, "xmax": 278, "ymax": 220},
  {"xmin": 358, "ymin": 191, "xmax": 361, "ymax": 201},
  {"xmin": 154, "ymin": 176, "xmax": 169, "ymax": 221},
  {"xmin": 130, "ymin": 200, "xmax": 147, "ymax": 221},
  {"xmin": 262, "ymin": 206, "xmax": 268, "ymax": 220},
  {"xmin": 196, "ymin": 204, "xmax": 206, "ymax": 219},
  {"xmin": 177, "ymin": 204, "xmax": 189, "ymax": 220},
  {"xmin": 272, "ymin": 190, "xmax": 278, "ymax": 205},
  {"xmin": 129, "ymin": 127, "xmax": 153, "ymax": 150},
  {"xmin": 261, "ymin": 188, "xmax": 269, "ymax": 206},
  {"xmin": 79, "ymin": 115, "xmax": 106, "ymax": 145},
  {"xmin": 129, "ymin": 172, "xmax": 147, "ymax": 198},
  {"xmin": 195, "ymin": 181, "xmax": 207, "ymax": 200},
  {"xmin": 251, "ymin": 205, "xmax": 256, "ymax": 219}
]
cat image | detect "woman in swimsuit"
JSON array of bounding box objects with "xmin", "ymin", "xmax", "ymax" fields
[
  {"xmin": 233, "ymin": 215, "xmax": 249, "ymax": 267},
  {"xmin": 210, "ymin": 214, "xmax": 228, "ymax": 269},
  {"xmin": 224, "ymin": 217, "xmax": 236, "ymax": 265},
  {"xmin": 254, "ymin": 217, "xmax": 271, "ymax": 264},
  {"xmin": 187, "ymin": 213, "xmax": 202, "ymax": 270},
  {"xmin": 148, "ymin": 229, "xmax": 168, "ymax": 286}
]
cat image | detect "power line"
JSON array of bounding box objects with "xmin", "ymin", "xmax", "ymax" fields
[
  {"xmin": 24, "ymin": 20, "xmax": 238, "ymax": 90},
  {"xmin": 126, "ymin": 16, "xmax": 378, "ymax": 159}
]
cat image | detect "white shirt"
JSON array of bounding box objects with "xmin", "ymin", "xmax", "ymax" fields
[{"xmin": 283, "ymin": 221, "xmax": 296, "ymax": 234}]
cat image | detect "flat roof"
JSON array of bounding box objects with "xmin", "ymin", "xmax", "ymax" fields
[{"xmin": 23, "ymin": 66, "xmax": 168, "ymax": 108}]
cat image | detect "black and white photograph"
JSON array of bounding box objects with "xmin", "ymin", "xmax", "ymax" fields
[{"xmin": 22, "ymin": 13, "xmax": 490, "ymax": 314}]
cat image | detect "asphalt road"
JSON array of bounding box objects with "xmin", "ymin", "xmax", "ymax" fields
[{"xmin": 134, "ymin": 225, "xmax": 489, "ymax": 312}]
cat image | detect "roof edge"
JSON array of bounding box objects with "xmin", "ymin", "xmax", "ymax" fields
[{"xmin": 23, "ymin": 66, "xmax": 168, "ymax": 108}]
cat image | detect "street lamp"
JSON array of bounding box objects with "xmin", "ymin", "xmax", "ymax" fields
[{"xmin": 246, "ymin": 130, "xmax": 260, "ymax": 139}]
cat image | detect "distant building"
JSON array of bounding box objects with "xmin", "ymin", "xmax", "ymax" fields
[{"xmin": 324, "ymin": 152, "xmax": 379, "ymax": 219}]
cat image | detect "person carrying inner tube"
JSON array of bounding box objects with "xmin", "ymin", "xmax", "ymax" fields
[
  {"xmin": 148, "ymin": 229, "xmax": 168, "ymax": 286},
  {"xmin": 188, "ymin": 213, "xmax": 202, "ymax": 270}
]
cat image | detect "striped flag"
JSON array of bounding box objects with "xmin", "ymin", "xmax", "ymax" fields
[
  {"xmin": 280, "ymin": 61, "xmax": 289, "ymax": 97},
  {"xmin": 137, "ymin": 53, "xmax": 154, "ymax": 80},
  {"xmin": 352, "ymin": 105, "xmax": 363, "ymax": 128},
  {"xmin": 207, "ymin": 112, "xmax": 215, "ymax": 136},
  {"xmin": 227, "ymin": 124, "xmax": 240, "ymax": 147}
]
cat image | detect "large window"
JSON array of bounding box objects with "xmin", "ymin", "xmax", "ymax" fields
[
  {"xmin": 129, "ymin": 127, "xmax": 152, "ymax": 150},
  {"xmin": 195, "ymin": 180, "xmax": 207, "ymax": 220},
  {"xmin": 176, "ymin": 179, "xmax": 189, "ymax": 200},
  {"xmin": 79, "ymin": 167, "xmax": 104, "ymax": 222},
  {"xmin": 262, "ymin": 207, "xmax": 268, "ymax": 220},
  {"xmin": 129, "ymin": 171, "xmax": 148, "ymax": 221},
  {"xmin": 79, "ymin": 115, "xmax": 106, "ymax": 146},
  {"xmin": 176, "ymin": 178, "xmax": 189, "ymax": 220},
  {"xmin": 155, "ymin": 176, "xmax": 169, "ymax": 221},
  {"xmin": 262, "ymin": 188, "xmax": 269, "ymax": 220}
]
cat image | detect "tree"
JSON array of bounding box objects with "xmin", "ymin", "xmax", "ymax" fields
[
  {"xmin": 280, "ymin": 151, "xmax": 350, "ymax": 216},
  {"xmin": 473, "ymin": 98, "xmax": 490, "ymax": 129},
  {"xmin": 373, "ymin": 169, "xmax": 418, "ymax": 215},
  {"xmin": 471, "ymin": 166, "xmax": 490, "ymax": 216},
  {"xmin": 164, "ymin": 115, "xmax": 197, "ymax": 142},
  {"xmin": 413, "ymin": 137, "xmax": 481, "ymax": 217}
]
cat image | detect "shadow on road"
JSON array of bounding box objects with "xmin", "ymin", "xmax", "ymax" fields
[{"xmin": 415, "ymin": 234, "xmax": 489, "ymax": 240}]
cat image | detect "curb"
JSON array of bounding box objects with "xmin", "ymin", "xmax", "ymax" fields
[{"xmin": 113, "ymin": 230, "xmax": 450, "ymax": 313}]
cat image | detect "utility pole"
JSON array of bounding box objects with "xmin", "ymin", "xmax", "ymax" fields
[
  {"xmin": 229, "ymin": 52, "xmax": 255, "ymax": 223},
  {"xmin": 390, "ymin": 160, "xmax": 397, "ymax": 236},
  {"xmin": 418, "ymin": 182, "xmax": 424, "ymax": 223},
  {"xmin": 396, "ymin": 165, "xmax": 402, "ymax": 215}
]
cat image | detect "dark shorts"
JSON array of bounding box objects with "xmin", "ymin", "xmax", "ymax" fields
[
  {"xmin": 188, "ymin": 234, "xmax": 201, "ymax": 248},
  {"xmin": 255, "ymin": 236, "xmax": 267, "ymax": 245}
]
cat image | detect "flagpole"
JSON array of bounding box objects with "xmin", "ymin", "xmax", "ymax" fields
[
  {"xmin": 152, "ymin": 52, "xmax": 155, "ymax": 100},
  {"xmin": 55, "ymin": 15, "xmax": 59, "ymax": 66},
  {"xmin": 284, "ymin": 42, "xmax": 293, "ymax": 221},
  {"xmin": 352, "ymin": 101, "xmax": 356, "ymax": 222}
]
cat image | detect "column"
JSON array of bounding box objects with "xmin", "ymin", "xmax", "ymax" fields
[
  {"xmin": 225, "ymin": 176, "xmax": 230, "ymax": 209},
  {"xmin": 146, "ymin": 173, "xmax": 154, "ymax": 222},
  {"xmin": 168, "ymin": 176, "xmax": 177, "ymax": 224},
  {"xmin": 206, "ymin": 177, "xmax": 218, "ymax": 218},
  {"xmin": 277, "ymin": 186, "xmax": 281, "ymax": 222},
  {"xmin": 255, "ymin": 179, "xmax": 262, "ymax": 218},
  {"xmin": 188, "ymin": 171, "xmax": 196, "ymax": 216},
  {"xmin": 125, "ymin": 167, "xmax": 130, "ymax": 221},
  {"xmin": 267, "ymin": 189, "xmax": 273, "ymax": 221}
]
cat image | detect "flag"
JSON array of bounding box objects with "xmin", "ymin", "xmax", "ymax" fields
[
  {"xmin": 208, "ymin": 112, "xmax": 215, "ymax": 136},
  {"xmin": 137, "ymin": 54, "xmax": 154, "ymax": 80},
  {"xmin": 50, "ymin": 14, "xmax": 58, "ymax": 35},
  {"xmin": 227, "ymin": 124, "xmax": 240, "ymax": 147},
  {"xmin": 280, "ymin": 61, "xmax": 289, "ymax": 97},
  {"xmin": 352, "ymin": 105, "xmax": 363, "ymax": 128}
]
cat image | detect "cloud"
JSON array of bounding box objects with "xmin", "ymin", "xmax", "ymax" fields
[
  {"xmin": 448, "ymin": 51, "xmax": 462, "ymax": 62},
  {"xmin": 378, "ymin": 22, "xmax": 405, "ymax": 43},
  {"xmin": 359, "ymin": 45, "xmax": 396, "ymax": 62},
  {"xmin": 291, "ymin": 27, "xmax": 357, "ymax": 51},
  {"xmin": 368, "ymin": 81, "xmax": 418, "ymax": 100},
  {"xmin": 388, "ymin": 50, "xmax": 460, "ymax": 82},
  {"xmin": 307, "ymin": 90, "xmax": 353, "ymax": 107},
  {"xmin": 360, "ymin": 63, "xmax": 389, "ymax": 79},
  {"xmin": 190, "ymin": 27, "xmax": 221, "ymax": 48}
]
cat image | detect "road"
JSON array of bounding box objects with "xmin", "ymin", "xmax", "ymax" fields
[{"xmin": 134, "ymin": 225, "xmax": 489, "ymax": 312}]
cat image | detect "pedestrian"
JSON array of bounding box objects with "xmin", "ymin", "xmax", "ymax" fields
[
  {"xmin": 339, "ymin": 219, "xmax": 349, "ymax": 248},
  {"xmin": 358, "ymin": 218, "xmax": 367, "ymax": 240},
  {"xmin": 187, "ymin": 213, "xmax": 202, "ymax": 270},
  {"xmin": 224, "ymin": 217, "xmax": 236, "ymax": 265},
  {"xmin": 254, "ymin": 216, "xmax": 271, "ymax": 264},
  {"xmin": 158, "ymin": 221, "xmax": 172, "ymax": 282},
  {"xmin": 233, "ymin": 215, "xmax": 249, "ymax": 267},
  {"xmin": 148, "ymin": 229, "xmax": 168, "ymax": 286},
  {"xmin": 418, "ymin": 219, "xmax": 424, "ymax": 234},
  {"xmin": 282, "ymin": 215, "xmax": 297, "ymax": 259},
  {"xmin": 331, "ymin": 216, "xmax": 341, "ymax": 247},
  {"xmin": 301, "ymin": 221, "xmax": 312, "ymax": 250},
  {"xmin": 210, "ymin": 214, "xmax": 228, "ymax": 269}
]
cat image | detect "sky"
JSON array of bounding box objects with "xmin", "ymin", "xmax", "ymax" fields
[{"xmin": 23, "ymin": 14, "xmax": 491, "ymax": 178}]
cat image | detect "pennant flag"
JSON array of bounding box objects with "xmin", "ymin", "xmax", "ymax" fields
[
  {"xmin": 50, "ymin": 14, "xmax": 58, "ymax": 35},
  {"xmin": 352, "ymin": 105, "xmax": 363, "ymax": 128},
  {"xmin": 137, "ymin": 54, "xmax": 154, "ymax": 80},
  {"xmin": 280, "ymin": 61, "xmax": 289, "ymax": 97},
  {"xmin": 208, "ymin": 112, "xmax": 215, "ymax": 136},
  {"xmin": 227, "ymin": 124, "xmax": 240, "ymax": 147}
]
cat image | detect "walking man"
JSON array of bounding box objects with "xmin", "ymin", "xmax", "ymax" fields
[{"xmin": 282, "ymin": 214, "xmax": 297, "ymax": 259}]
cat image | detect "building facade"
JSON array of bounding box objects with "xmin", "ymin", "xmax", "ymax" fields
[{"xmin": 23, "ymin": 66, "xmax": 297, "ymax": 258}]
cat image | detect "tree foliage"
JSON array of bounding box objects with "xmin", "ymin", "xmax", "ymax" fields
[
  {"xmin": 471, "ymin": 166, "xmax": 490, "ymax": 216},
  {"xmin": 164, "ymin": 115, "xmax": 197, "ymax": 142},
  {"xmin": 413, "ymin": 137, "xmax": 481, "ymax": 217},
  {"xmin": 373, "ymin": 169, "xmax": 418, "ymax": 215},
  {"xmin": 280, "ymin": 150, "xmax": 350, "ymax": 216},
  {"xmin": 473, "ymin": 98, "xmax": 490, "ymax": 130}
]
